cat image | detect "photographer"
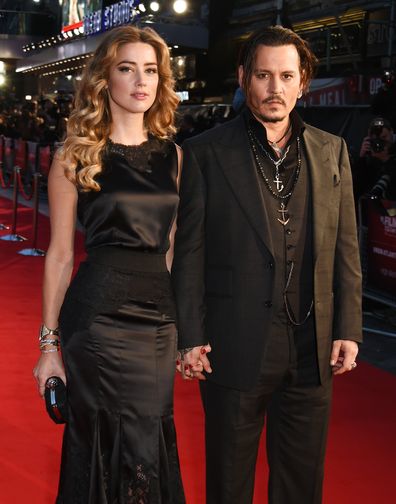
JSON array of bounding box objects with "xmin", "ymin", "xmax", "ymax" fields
[{"xmin": 353, "ymin": 117, "xmax": 396, "ymax": 202}]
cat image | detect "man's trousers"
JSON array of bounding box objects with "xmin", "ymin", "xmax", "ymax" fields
[{"xmin": 200, "ymin": 317, "xmax": 333, "ymax": 504}]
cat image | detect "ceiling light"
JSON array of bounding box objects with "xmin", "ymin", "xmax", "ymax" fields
[
  {"xmin": 150, "ymin": 2, "xmax": 160, "ymax": 11},
  {"xmin": 173, "ymin": 0, "xmax": 187, "ymax": 14}
]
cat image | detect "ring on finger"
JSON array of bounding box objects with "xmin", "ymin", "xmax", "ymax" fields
[{"xmin": 350, "ymin": 361, "xmax": 357, "ymax": 370}]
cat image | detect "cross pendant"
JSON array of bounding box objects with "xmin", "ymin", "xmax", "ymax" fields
[
  {"xmin": 277, "ymin": 203, "xmax": 289, "ymax": 226},
  {"xmin": 274, "ymin": 176, "xmax": 284, "ymax": 192}
]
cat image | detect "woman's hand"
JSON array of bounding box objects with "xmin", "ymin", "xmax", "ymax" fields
[{"xmin": 33, "ymin": 352, "xmax": 66, "ymax": 398}]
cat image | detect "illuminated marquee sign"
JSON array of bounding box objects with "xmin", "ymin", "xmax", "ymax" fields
[{"xmin": 84, "ymin": 0, "xmax": 139, "ymax": 36}]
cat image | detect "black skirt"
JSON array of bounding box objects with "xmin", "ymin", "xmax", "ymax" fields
[{"xmin": 57, "ymin": 247, "xmax": 185, "ymax": 504}]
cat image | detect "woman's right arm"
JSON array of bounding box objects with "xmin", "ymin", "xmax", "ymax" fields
[{"xmin": 33, "ymin": 153, "xmax": 78, "ymax": 397}]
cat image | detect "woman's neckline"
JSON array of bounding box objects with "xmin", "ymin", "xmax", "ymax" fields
[{"xmin": 107, "ymin": 136, "xmax": 151, "ymax": 149}]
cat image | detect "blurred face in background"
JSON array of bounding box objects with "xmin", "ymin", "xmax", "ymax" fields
[{"xmin": 369, "ymin": 125, "xmax": 394, "ymax": 161}]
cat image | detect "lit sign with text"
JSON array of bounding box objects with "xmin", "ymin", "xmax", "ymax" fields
[{"xmin": 83, "ymin": 0, "xmax": 139, "ymax": 36}]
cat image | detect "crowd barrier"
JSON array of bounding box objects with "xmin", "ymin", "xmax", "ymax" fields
[
  {"xmin": 358, "ymin": 196, "xmax": 396, "ymax": 337},
  {"xmin": 0, "ymin": 135, "xmax": 53, "ymax": 256}
]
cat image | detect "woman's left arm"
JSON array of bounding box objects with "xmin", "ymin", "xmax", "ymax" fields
[{"xmin": 166, "ymin": 144, "xmax": 183, "ymax": 271}]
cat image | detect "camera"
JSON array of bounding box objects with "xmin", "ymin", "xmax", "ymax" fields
[
  {"xmin": 368, "ymin": 117, "xmax": 390, "ymax": 153},
  {"xmin": 370, "ymin": 137, "xmax": 387, "ymax": 153}
]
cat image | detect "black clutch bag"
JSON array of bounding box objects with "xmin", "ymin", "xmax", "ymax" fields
[{"xmin": 44, "ymin": 376, "xmax": 68, "ymax": 424}]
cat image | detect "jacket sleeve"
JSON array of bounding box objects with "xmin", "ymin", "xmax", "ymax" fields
[
  {"xmin": 333, "ymin": 138, "xmax": 363, "ymax": 342},
  {"xmin": 171, "ymin": 140, "xmax": 207, "ymax": 349}
]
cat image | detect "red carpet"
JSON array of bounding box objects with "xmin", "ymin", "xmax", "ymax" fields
[{"xmin": 1, "ymin": 194, "xmax": 395, "ymax": 503}]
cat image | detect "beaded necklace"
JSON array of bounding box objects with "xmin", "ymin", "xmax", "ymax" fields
[{"xmin": 247, "ymin": 127, "xmax": 301, "ymax": 226}]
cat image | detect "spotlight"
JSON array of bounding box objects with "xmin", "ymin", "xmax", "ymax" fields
[
  {"xmin": 173, "ymin": 0, "xmax": 187, "ymax": 14},
  {"xmin": 138, "ymin": 3, "xmax": 146, "ymax": 12},
  {"xmin": 150, "ymin": 2, "xmax": 160, "ymax": 11}
]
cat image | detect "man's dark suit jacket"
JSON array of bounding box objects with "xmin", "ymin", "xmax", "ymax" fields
[{"xmin": 172, "ymin": 114, "xmax": 362, "ymax": 391}]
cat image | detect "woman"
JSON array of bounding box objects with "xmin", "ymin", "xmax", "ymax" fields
[{"xmin": 33, "ymin": 25, "xmax": 185, "ymax": 503}]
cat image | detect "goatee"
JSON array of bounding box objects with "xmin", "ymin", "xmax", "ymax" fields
[{"xmin": 254, "ymin": 112, "xmax": 286, "ymax": 123}]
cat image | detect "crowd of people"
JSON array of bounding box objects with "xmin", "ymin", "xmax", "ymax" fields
[
  {"xmin": 0, "ymin": 93, "xmax": 72, "ymax": 144},
  {"xmin": 1, "ymin": 94, "xmax": 395, "ymax": 205}
]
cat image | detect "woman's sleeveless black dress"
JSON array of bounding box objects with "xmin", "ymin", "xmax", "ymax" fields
[{"xmin": 57, "ymin": 138, "xmax": 185, "ymax": 504}]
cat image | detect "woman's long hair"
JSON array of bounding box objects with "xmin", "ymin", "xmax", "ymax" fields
[{"xmin": 61, "ymin": 25, "xmax": 179, "ymax": 191}]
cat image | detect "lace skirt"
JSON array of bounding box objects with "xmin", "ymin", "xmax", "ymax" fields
[{"xmin": 57, "ymin": 247, "xmax": 185, "ymax": 504}]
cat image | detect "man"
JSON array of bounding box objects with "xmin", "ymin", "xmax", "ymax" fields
[
  {"xmin": 172, "ymin": 25, "xmax": 362, "ymax": 504},
  {"xmin": 353, "ymin": 116, "xmax": 395, "ymax": 202}
]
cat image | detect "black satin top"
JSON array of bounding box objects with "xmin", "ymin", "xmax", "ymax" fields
[{"xmin": 77, "ymin": 137, "xmax": 179, "ymax": 253}]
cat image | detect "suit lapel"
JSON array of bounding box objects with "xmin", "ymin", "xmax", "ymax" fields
[
  {"xmin": 303, "ymin": 126, "xmax": 337, "ymax": 262},
  {"xmin": 211, "ymin": 116, "xmax": 275, "ymax": 259}
]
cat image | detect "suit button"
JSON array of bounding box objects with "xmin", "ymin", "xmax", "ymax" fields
[
  {"xmin": 268, "ymin": 261, "xmax": 274, "ymax": 269},
  {"xmin": 286, "ymin": 229, "xmax": 292, "ymax": 235},
  {"xmin": 264, "ymin": 300, "xmax": 272, "ymax": 308},
  {"xmin": 287, "ymin": 244, "xmax": 293, "ymax": 250}
]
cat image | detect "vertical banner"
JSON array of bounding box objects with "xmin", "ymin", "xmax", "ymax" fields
[{"xmin": 367, "ymin": 199, "xmax": 396, "ymax": 295}]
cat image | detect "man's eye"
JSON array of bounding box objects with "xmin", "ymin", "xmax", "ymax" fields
[
  {"xmin": 283, "ymin": 74, "xmax": 293, "ymax": 80},
  {"xmin": 256, "ymin": 73, "xmax": 268, "ymax": 79}
]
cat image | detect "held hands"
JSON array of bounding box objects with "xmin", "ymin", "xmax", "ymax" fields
[
  {"xmin": 33, "ymin": 353, "xmax": 66, "ymax": 398},
  {"xmin": 176, "ymin": 344, "xmax": 212, "ymax": 381},
  {"xmin": 330, "ymin": 340, "xmax": 359, "ymax": 375}
]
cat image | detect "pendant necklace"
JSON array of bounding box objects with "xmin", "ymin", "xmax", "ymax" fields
[
  {"xmin": 247, "ymin": 127, "xmax": 301, "ymax": 226},
  {"xmin": 253, "ymin": 130, "xmax": 291, "ymax": 194},
  {"xmin": 267, "ymin": 122, "xmax": 291, "ymax": 156}
]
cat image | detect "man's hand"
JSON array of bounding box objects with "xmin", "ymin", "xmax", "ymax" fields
[
  {"xmin": 176, "ymin": 344, "xmax": 212, "ymax": 380},
  {"xmin": 359, "ymin": 136, "xmax": 371, "ymax": 158},
  {"xmin": 330, "ymin": 340, "xmax": 359, "ymax": 375}
]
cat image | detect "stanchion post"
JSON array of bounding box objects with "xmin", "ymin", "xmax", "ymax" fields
[
  {"xmin": 0, "ymin": 135, "xmax": 10, "ymax": 230},
  {"xmin": 0, "ymin": 166, "xmax": 27, "ymax": 242},
  {"xmin": 18, "ymin": 172, "xmax": 45, "ymax": 256}
]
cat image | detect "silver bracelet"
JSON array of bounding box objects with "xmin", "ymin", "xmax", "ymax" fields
[
  {"xmin": 179, "ymin": 347, "xmax": 195, "ymax": 360},
  {"xmin": 39, "ymin": 338, "xmax": 60, "ymax": 350},
  {"xmin": 39, "ymin": 324, "xmax": 60, "ymax": 341},
  {"xmin": 41, "ymin": 347, "xmax": 59, "ymax": 354}
]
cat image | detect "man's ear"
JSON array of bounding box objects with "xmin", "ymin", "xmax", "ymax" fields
[{"xmin": 238, "ymin": 65, "xmax": 244, "ymax": 88}]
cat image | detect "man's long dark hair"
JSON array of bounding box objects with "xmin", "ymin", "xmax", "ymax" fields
[{"xmin": 238, "ymin": 25, "xmax": 318, "ymax": 97}]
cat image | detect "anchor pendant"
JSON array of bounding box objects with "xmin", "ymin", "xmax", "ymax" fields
[
  {"xmin": 277, "ymin": 203, "xmax": 289, "ymax": 226},
  {"xmin": 274, "ymin": 176, "xmax": 284, "ymax": 192}
]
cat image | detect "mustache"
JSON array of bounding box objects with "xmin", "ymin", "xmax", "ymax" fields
[{"xmin": 263, "ymin": 96, "xmax": 286, "ymax": 105}]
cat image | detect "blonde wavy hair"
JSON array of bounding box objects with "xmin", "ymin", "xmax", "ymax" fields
[{"xmin": 61, "ymin": 25, "xmax": 179, "ymax": 191}]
